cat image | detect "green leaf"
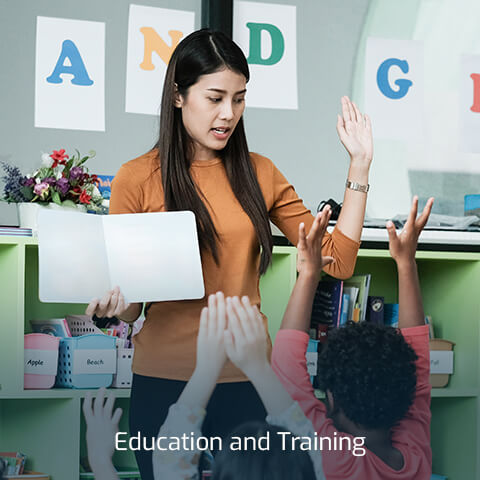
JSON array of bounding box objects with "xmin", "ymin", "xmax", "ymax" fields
[
  {"xmin": 51, "ymin": 191, "xmax": 62, "ymax": 205},
  {"xmin": 61, "ymin": 199, "xmax": 76, "ymax": 208},
  {"xmin": 20, "ymin": 186, "xmax": 34, "ymax": 201}
]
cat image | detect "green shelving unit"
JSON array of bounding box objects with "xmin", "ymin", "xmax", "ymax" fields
[
  {"xmin": 0, "ymin": 238, "xmax": 478, "ymax": 479},
  {"xmin": 0, "ymin": 238, "xmax": 297, "ymax": 479}
]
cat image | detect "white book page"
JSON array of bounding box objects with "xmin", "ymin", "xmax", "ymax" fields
[
  {"xmin": 103, "ymin": 211, "xmax": 205, "ymax": 302},
  {"xmin": 38, "ymin": 208, "xmax": 110, "ymax": 303}
]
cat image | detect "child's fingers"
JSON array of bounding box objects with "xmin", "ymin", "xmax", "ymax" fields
[
  {"xmin": 297, "ymin": 222, "xmax": 307, "ymax": 250},
  {"xmin": 322, "ymin": 256, "xmax": 335, "ymax": 268},
  {"xmin": 307, "ymin": 212, "xmax": 323, "ymax": 243},
  {"xmin": 241, "ymin": 296, "xmax": 257, "ymax": 326},
  {"xmin": 93, "ymin": 387, "xmax": 106, "ymax": 417},
  {"xmin": 406, "ymin": 196, "xmax": 419, "ymax": 229},
  {"xmin": 223, "ymin": 329, "xmax": 236, "ymax": 359},
  {"xmin": 215, "ymin": 291, "xmax": 226, "ymax": 333},
  {"xmin": 318, "ymin": 208, "xmax": 331, "ymax": 236},
  {"xmin": 386, "ymin": 220, "xmax": 398, "ymax": 243},
  {"xmin": 226, "ymin": 298, "xmax": 243, "ymax": 338},
  {"xmin": 198, "ymin": 307, "xmax": 208, "ymax": 340},
  {"xmin": 112, "ymin": 407, "xmax": 123, "ymax": 427},
  {"xmin": 232, "ymin": 297, "xmax": 255, "ymax": 341},
  {"xmin": 104, "ymin": 391, "xmax": 115, "ymax": 418},
  {"xmin": 417, "ymin": 197, "xmax": 434, "ymax": 230},
  {"xmin": 83, "ymin": 391, "xmax": 93, "ymax": 422},
  {"xmin": 251, "ymin": 305, "xmax": 266, "ymax": 339},
  {"xmin": 207, "ymin": 294, "xmax": 217, "ymax": 335}
]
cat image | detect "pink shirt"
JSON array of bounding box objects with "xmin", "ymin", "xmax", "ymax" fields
[{"xmin": 272, "ymin": 326, "xmax": 432, "ymax": 479}]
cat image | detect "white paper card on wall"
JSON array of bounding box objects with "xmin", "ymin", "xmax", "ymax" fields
[
  {"xmin": 430, "ymin": 351, "xmax": 454, "ymax": 374},
  {"xmin": 365, "ymin": 37, "xmax": 424, "ymax": 141},
  {"xmin": 459, "ymin": 55, "xmax": 480, "ymax": 153},
  {"xmin": 35, "ymin": 16, "xmax": 105, "ymax": 131},
  {"xmin": 233, "ymin": 1, "xmax": 298, "ymax": 110},
  {"xmin": 125, "ymin": 5, "xmax": 195, "ymax": 115},
  {"xmin": 24, "ymin": 349, "xmax": 59, "ymax": 375},
  {"xmin": 73, "ymin": 349, "xmax": 117, "ymax": 375}
]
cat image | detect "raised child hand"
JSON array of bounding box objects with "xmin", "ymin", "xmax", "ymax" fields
[
  {"xmin": 83, "ymin": 388, "xmax": 122, "ymax": 472},
  {"xmin": 297, "ymin": 207, "xmax": 334, "ymax": 276},
  {"xmin": 387, "ymin": 196, "xmax": 434, "ymax": 264},
  {"xmin": 224, "ymin": 296, "xmax": 269, "ymax": 380},
  {"xmin": 195, "ymin": 292, "xmax": 228, "ymax": 377}
]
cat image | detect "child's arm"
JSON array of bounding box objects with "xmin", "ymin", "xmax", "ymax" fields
[
  {"xmin": 386, "ymin": 196, "xmax": 434, "ymax": 469},
  {"xmin": 224, "ymin": 299, "xmax": 326, "ymax": 479},
  {"xmin": 386, "ymin": 196, "xmax": 434, "ymax": 328},
  {"xmin": 82, "ymin": 388, "xmax": 122, "ymax": 480},
  {"xmin": 280, "ymin": 207, "xmax": 333, "ymax": 332},
  {"xmin": 176, "ymin": 292, "xmax": 227, "ymax": 409},
  {"xmin": 271, "ymin": 207, "xmax": 339, "ymax": 432},
  {"xmin": 225, "ymin": 296, "xmax": 295, "ymax": 416},
  {"xmin": 153, "ymin": 292, "xmax": 227, "ymax": 480}
]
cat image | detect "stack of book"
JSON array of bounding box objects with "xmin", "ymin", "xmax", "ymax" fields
[
  {"xmin": 310, "ymin": 274, "xmax": 371, "ymax": 340},
  {"xmin": 0, "ymin": 452, "xmax": 26, "ymax": 476},
  {"xmin": 0, "ymin": 227, "xmax": 32, "ymax": 237}
]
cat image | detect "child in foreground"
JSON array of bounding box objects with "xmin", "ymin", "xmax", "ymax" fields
[
  {"xmin": 83, "ymin": 245, "xmax": 332, "ymax": 479},
  {"xmin": 272, "ymin": 196, "xmax": 434, "ymax": 479}
]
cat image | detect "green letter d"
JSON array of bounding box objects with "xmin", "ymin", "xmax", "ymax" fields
[{"xmin": 246, "ymin": 22, "xmax": 285, "ymax": 65}]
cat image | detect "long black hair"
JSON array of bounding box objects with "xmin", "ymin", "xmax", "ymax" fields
[
  {"xmin": 155, "ymin": 29, "xmax": 273, "ymax": 274},
  {"xmin": 212, "ymin": 422, "xmax": 317, "ymax": 480}
]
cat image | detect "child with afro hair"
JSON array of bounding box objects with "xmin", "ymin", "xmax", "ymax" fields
[{"xmin": 272, "ymin": 196, "xmax": 433, "ymax": 479}]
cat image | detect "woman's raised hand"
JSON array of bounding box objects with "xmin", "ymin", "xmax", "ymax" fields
[
  {"xmin": 85, "ymin": 286, "xmax": 130, "ymax": 318},
  {"xmin": 336, "ymin": 96, "xmax": 373, "ymax": 166}
]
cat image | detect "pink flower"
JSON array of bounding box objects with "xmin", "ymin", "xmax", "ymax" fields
[{"xmin": 34, "ymin": 182, "xmax": 49, "ymax": 197}]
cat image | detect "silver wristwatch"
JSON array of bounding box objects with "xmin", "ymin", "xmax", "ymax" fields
[{"xmin": 345, "ymin": 179, "xmax": 369, "ymax": 193}]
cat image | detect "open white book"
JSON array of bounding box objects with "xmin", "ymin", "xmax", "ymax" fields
[{"xmin": 37, "ymin": 209, "xmax": 205, "ymax": 303}]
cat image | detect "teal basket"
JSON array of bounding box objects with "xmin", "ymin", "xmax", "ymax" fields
[{"xmin": 56, "ymin": 334, "xmax": 116, "ymax": 389}]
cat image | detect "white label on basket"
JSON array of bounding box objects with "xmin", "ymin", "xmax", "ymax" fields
[
  {"xmin": 430, "ymin": 351, "xmax": 454, "ymax": 374},
  {"xmin": 24, "ymin": 349, "xmax": 58, "ymax": 375},
  {"xmin": 306, "ymin": 352, "xmax": 317, "ymax": 376},
  {"xmin": 73, "ymin": 349, "xmax": 116, "ymax": 375}
]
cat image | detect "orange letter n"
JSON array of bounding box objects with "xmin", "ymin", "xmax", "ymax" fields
[{"xmin": 139, "ymin": 28, "xmax": 183, "ymax": 70}]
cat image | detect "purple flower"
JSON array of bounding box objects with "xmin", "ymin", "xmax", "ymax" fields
[
  {"xmin": 56, "ymin": 177, "xmax": 70, "ymax": 195},
  {"xmin": 34, "ymin": 182, "xmax": 49, "ymax": 197},
  {"xmin": 23, "ymin": 177, "xmax": 35, "ymax": 187},
  {"xmin": 70, "ymin": 166, "xmax": 84, "ymax": 180},
  {"xmin": 43, "ymin": 176, "xmax": 56, "ymax": 186}
]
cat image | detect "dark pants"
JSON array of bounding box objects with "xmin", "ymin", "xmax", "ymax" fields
[{"xmin": 129, "ymin": 373, "xmax": 267, "ymax": 480}]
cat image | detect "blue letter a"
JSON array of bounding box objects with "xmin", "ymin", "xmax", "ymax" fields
[{"xmin": 46, "ymin": 40, "xmax": 93, "ymax": 86}]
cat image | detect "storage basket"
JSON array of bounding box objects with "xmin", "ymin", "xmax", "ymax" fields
[
  {"xmin": 56, "ymin": 334, "xmax": 116, "ymax": 389},
  {"xmin": 65, "ymin": 315, "xmax": 103, "ymax": 336},
  {"xmin": 112, "ymin": 348, "xmax": 134, "ymax": 388},
  {"xmin": 429, "ymin": 339, "xmax": 455, "ymax": 388},
  {"xmin": 24, "ymin": 333, "xmax": 59, "ymax": 389}
]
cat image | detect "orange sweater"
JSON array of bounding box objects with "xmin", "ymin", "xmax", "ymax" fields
[{"xmin": 110, "ymin": 150, "xmax": 360, "ymax": 382}]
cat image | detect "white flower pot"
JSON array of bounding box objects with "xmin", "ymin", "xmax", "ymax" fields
[
  {"xmin": 17, "ymin": 203, "xmax": 41, "ymax": 231},
  {"xmin": 17, "ymin": 202, "xmax": 87, "ymax": 233}
]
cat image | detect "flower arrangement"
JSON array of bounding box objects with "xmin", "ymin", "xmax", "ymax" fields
[{"xmin": 1, "ymin": 149, "xmax": 105, "ymax": 211}]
